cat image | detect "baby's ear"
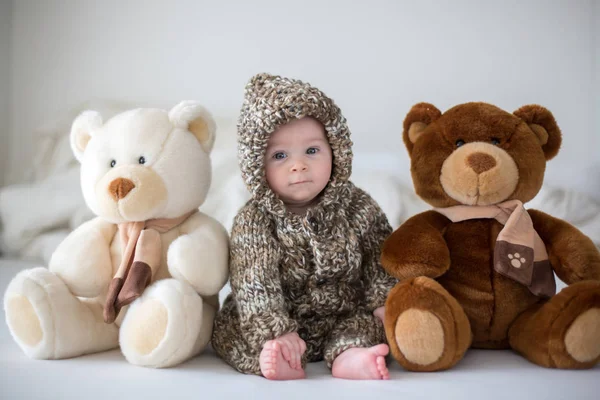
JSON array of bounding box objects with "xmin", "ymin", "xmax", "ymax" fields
[
  {"xmin": 169, "ymin": 101, "xmax": 216, "ymax": 154},
  {"xmin": 70, "ymin": 111, "xmax": 103, "ymax": 163},
  {"xmin": 403, "ymin": 102, "xmax": 441, "ymax": 156},
  {"xmin": 513, "ymin": 105, "xmax": 562, "ymax": 160}
]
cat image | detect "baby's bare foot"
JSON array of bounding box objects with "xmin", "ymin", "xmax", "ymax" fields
[
  {"xmin": 259, "ymin": 340, "xmax": 306, "ymax": 380},
  {"xmin": 331, "ymin": 344, "xmax": 390, "ymax": 380}
]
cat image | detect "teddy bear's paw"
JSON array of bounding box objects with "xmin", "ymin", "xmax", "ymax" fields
[
  {"xmin": 167, "ymin": 224, "xmax": 230, "ymax": 297},
  {"xmin": 4, "ymin": 268, "xmax": 64, "ymax": 358},
  {"xmin": 551, "ymin": 281, "xmax": 600, "ymax": 368},
  {"xmin": 395, "ymin": 308, "xmax": 446, "ymax": 366},
  {"xmin": 5, "ymin": 294, "xmax": 43, "ymax": 349},
  {"xmin": 385, "ymin": 276, "xmax": 471, "ymax": 371},
  {"xmin": 509, "ymin": 280, "xmax": 600, "ymax": 369},
  {"xmin": 120, "ymin": 297, "xmax": 168, "ymax": 357},
  {"xmin": 119, "ymin": 278, "xmax": 206, "ymax": 368},
  {"xmin": 564, "ymin": 307, "xmax": 600, "ymax": 364},
  {"xmin": 4, "ymin": 267, "xmax": 118, "ymax": 359}
]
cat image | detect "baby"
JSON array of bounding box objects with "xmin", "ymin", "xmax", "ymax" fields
[{"xmin": 212, "ymin": 73, "xmax": 397, "ymax": 380}]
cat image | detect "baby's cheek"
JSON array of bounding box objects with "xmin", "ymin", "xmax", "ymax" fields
[
  {"xmin": 266, "ymin": 169, "xmax": 286, "ymax": 195},
  {"xmin": 264, "ymin": 163, "xmax": 276, "ymax": 185}
]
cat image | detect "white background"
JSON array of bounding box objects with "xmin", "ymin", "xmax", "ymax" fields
[{"xmin": 1, "ymin": 0, "xmax": 599, "ymax": 195}]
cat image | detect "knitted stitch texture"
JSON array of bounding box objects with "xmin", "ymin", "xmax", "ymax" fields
[{"xmin": 212, "ymin": 73, "xmax": 397, "ymax": 374}]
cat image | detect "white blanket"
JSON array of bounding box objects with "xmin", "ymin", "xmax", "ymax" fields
[{"xmin": 0, "ymin": 100, "xmax": 128, "ymax": 261}]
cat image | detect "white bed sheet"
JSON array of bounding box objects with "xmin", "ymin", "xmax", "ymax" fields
[{"xmin": 1, "ymin": 258, "xmax": 598, "ymax": 400}]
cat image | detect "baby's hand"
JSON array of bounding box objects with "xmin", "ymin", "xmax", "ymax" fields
[
  {"xmin": 374, "ymin": 306, "xmax": 385, "ymax": 323},
  {"xmin": 276, "ymin": 332, "xmax": 307, "ymax": 370}
]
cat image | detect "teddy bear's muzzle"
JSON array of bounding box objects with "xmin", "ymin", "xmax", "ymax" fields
[{"xmin": 440, "ymin": 142, "xmax": 519, "ymax": 206}]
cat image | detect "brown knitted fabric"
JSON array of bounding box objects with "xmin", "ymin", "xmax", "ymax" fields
[{"xmin": 212, "ymin": 73, "xmax": 396, "ymax": 374}]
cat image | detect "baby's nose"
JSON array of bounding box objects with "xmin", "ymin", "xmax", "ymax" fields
[{"xmin": 290, "ymin": 161, "xmax": 308, "ymax": 172}]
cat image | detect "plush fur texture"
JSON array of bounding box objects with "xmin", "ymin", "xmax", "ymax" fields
[
  {"xmin": 382, "ymin": 102, "xmax": 600, "ymax": 371},
  {"xmin": 4, "ymin": 102, "xmax": 229, "ymax": 368}
]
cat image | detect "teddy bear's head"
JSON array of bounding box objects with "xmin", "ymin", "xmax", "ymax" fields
[
  {"xmin": 70, "ymin": 101, "xmax": 216, "ymax": 223},
  {"xmin": 402, "ymin": 102, "xmax": 562, "ymax": 207}
]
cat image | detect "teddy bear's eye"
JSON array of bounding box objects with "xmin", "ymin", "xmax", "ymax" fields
[
  {"xmin": 491, "ymin": 138, "xmax": 500, "ymax": 145},
  {"xmin": 456, "ymin": 139, "xmax": 465, "ymax": 148},
  {"xmin": 138, "ymin": 156, "xmax": 146, "ymax": 165},
  {"xmin": 110, "ymin": 160, "xmax": 116, "ymax": 168}
]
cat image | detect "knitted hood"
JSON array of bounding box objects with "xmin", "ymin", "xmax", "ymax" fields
[{"xmin": 237, "ymin": 73, "xmax": 353, "ymax": 216}]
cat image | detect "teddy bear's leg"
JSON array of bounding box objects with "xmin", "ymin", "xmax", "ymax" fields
[
  {"xmin": 4, "ymin": 267, "xmax": 119, "ymax": 359},
  {"xmin": 385, "ymin": 276, "xmax": 471, "ymax": 371},
  {"xmin": 119, "ymin": 278, "xmax": 212, "ymax": 368},
  {"xmin": 509, "ymin": 280, "xmax": 600, "ymax": 369}
]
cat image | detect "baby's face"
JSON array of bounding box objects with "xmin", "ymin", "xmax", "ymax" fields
[{"xmin": 265, "ymin": 117, "xmax": 332, "ymax": 208}]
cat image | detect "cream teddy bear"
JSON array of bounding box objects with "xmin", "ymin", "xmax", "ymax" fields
[{"xmin": 3, "ymin": 101, "xmax": 229, "ymax": 368}]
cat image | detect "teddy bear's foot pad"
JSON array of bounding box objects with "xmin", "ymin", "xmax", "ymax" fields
[
  {"xmin": 565, "ymin": 307, "xmax": 600, "ymax": 363},
  {"xmin": 4, "ymin": 267, "xmax": 119, "ymax": 359},
  {"xmin": 509, "ymin": 280, "xmax": 600, "ymax": 369},
  {"xmin": 119, "ymin": 278, "xmax": 209, "ymax": 368},
  {"xmin": 5, "ymin": 294, "xmax": 43, "ymax": 347},
  {"xmin": 385, "ymin": 276, "xmax": 472, "ymax": 371}
]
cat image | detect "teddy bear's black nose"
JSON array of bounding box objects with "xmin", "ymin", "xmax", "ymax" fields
[
  {"xmin": 466, "ymin": 152, "xmax": 496, "ymax": 174},
  {"xmin": 109, "ymin": 178, "xmax": 135, "ymax": 200}
]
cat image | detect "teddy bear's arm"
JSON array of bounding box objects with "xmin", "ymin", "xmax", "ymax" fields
[
  {"xmin": 381, "ymin": 210, "xmax": 452, "ymax": 280},
  {"xmin": 529, "ymin": 209, "xmax": 600, "ymax": 284},
  {"xmin": 167, "ymin": 211, "xmax": 229, "ymax": 297},
  {"xmin": 48, "ymin": 217, "xmax": 117, "ymax": 298}
]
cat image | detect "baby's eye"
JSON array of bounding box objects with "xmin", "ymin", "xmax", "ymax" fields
[
  {"xmin": 306, "ymin": 147, "xmax": 319, "ymax": 155},
  {"xmin": 273, "ymin": 152, "xmax": 287, "ymax": 160}
]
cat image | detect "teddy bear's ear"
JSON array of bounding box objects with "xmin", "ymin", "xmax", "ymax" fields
[
  {"xmin": 513, "ymin": 105, "xmax": 562, "ymax": 160},
  {"xmin": 168, "ymin": 101, "xmax": 216, "ymax": 154},
  {"xmin": 70, "ymin": 110, "xmax": 103, "ymax": 163},
  {"xmin": 403, "ymin": 102, "xmax": 442, "ymax": 155}
]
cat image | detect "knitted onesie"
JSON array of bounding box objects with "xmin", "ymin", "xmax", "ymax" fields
[{"xmin": 211, "ymin": 73, "xmax": 397, "ymax": 374}]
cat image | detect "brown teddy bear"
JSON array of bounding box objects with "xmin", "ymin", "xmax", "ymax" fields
[{"xmin": 381, "ymin": 102, "xmax": 600, "ymax": 371}]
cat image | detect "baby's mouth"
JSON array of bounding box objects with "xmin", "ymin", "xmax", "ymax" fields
[{"xmin": 290, "ymin": 180, "xmax": 311, "ymax": 186}]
